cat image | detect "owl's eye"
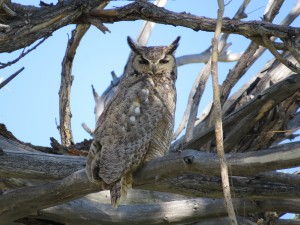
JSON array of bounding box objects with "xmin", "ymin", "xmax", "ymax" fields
[
  {"xmin": 159, "ymin": 58, "xmax": 169, "ymax": 64},
  {"xmin": 139, "ymin": 58, "xmax": 149, "ymax": 65}
]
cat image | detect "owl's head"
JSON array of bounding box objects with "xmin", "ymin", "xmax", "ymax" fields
[{"xmin": 127, "ymin": 36, "xmax": 180, "ymax": 77}]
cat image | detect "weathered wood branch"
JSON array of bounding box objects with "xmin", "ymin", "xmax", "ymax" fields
[
  {"xmin": 1, "ymin": 134, "xmax": 300, "ymax": 223},
  {"xmin": 0, "ymin": 0, "xmax": 104, "ymax": 53},
  {"xmin": 0, "ymin": 170, "xmax": 100, "ymax": 224},
  {"xmin": 2, "ymin": 141, "xmax": 300, "ymax": 181},
  {"xmin": 1, "ymin": 1, "xmax": 299, "ymax": 54},
  {"xmin": 36, "ymin": 197, "xmax": 300, "ymax": 225},
  {"xmin": 171, "ymin": 73, "xmax": 300, "ymax": 151},
  {"xmin": 2, "ymin": 148, "xmax": 300, "ymax": 200},
  {"xmin": 1, "ymin": 166, "xmax": 300, "ymax": 225},
  {"xmin": 59, "ymin": 25, "xmax": 90, "ymax": 147},
  {"xmin": 89, "ymin": 1, "xmax": 300, "ymax": 41}
]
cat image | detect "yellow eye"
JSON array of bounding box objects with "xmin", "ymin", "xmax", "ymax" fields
[
  {"xmin": 139, "ymin": 58, "xmax": 149, "ymax": 65},
  {"xmin": 159, "ymin": 58, "xmax": 169, "ymax": 64}
]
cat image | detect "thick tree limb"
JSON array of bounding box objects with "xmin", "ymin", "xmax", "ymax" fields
[
  {"xmin": 1, "ymin": 1, "xmax": 299, "ymax": 53},
  {"xmin": 1, "ymin": 137, "xmax": 300, "ymax": 224},
  {"xmin": 2, "ymin": 174, "xmax": 300, "ymax": 225},
  {"xmin": 0, "ymin": 0, "xmax": 105, "ymax": 53},
  {"xmin": 2, "ymin": 140, "xmax": 300, "ymax": 181},
  {"xmin": 36, "ymin": 197, "xmax": 297, "ymax": 225},
  {"xmin": 0, "ymin": 170, "xmax": 100, "ymax": 225},
  {"xmin": 34, "ymin": 198, "xmax": 260, "ymax": 225},
  {"xmin": 89, "ymin": 1, "xmax": 300, "ymax": 41},
  {"xmin": 1, "ymin": 166, "xmax": 300, "ymax": 225}
]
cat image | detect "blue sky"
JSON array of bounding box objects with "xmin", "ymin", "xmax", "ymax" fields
[{"xmin": 0, "ymin": 0, "xmax": 299, "ymax": 147}]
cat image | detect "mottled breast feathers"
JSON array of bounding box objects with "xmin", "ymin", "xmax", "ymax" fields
[{"xmin": 86, "ymin": 36, "xmax": 180, "ymax": 207}]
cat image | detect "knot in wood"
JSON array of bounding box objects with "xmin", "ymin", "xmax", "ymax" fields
[{"xmin": 183, "ymin": 155, "xmax": 194, "ymax": 165}]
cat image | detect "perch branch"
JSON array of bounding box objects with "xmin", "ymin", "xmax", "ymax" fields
[
  {"xmin": 2, "ymin": 141, "xmax": 300, "ymax": 181},
  {"xmin": 1, "ymin": 167, "xmax": 300, "ymax": 224}
]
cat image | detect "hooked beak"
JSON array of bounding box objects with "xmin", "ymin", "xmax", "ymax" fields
[{"xmin": 151, "ymin": 65, "xmax": 157, "ymax": 74}]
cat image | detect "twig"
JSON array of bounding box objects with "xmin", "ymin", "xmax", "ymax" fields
[
  {"xmin": 0, "ymin": 67, "xmax": 25, "ymax": 89},
  {"xmin": 85, "ymin": 17, "xmax": 110, "ymax": 33},
  {"xmin": 0, "ymin": 37, "xmax": 48, "ymax": 70},
  {"xmin": 211, "ymin": 0, "xmax": 237, "ymax": 225},
  {"xmin": 262, "ymin": 35, "xmax": 300, "ymax": 73}
]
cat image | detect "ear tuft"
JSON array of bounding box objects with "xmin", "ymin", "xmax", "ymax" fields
[
  {"xmin": 127, "ymin": 36, "xmax": 140, "ymax": 53},
  {"xmin": 166, "ymin": 36, "xmax": 181, "ymax": 54}
]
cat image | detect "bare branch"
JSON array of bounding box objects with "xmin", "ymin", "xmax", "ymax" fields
[
  {"xmin": 185, "ymin": 60, "xmax": 211, "ymax": 142},
  {"xmin": 0, "ymin": 38, "xmax": 48, "ymax": 70},
  {"xmin": 1, "ymin": 166, "xmax": 300, "ymax": 225},
  {"xmin": 2, "ymin": 141, "xmax": 300, "ymax": 182},
  {"xmin": 221, "ymin": 0, "xmax": 299, "ymax": 105},
  {"xmin": 263, "ymin": 0, "xmax": 284, "ymax": 21},
  {"xmin": 173, "ymin": 0, "xmax": 249, "ymax": 140},
  {"xmin": 262, "ymin": 36, "xmax": 300, "ymax": 73},
  {"xmin": 171, "ymin": 73, "xmax": 300, "ymax": 151},
  {"xmin": 176, "ymin": 48, "xmax": 242, "ymax": 66},
  {"xmin": 0, "ymin": 170, "xmax": 101, "ymax": 225},
  {"xmin": 0, "ymin": 67, "xmax": 24, "ymax": 89},
  {"xmin": 90, "ymin": 2, "xmax": 300, "ymax": 41},
  {"xmin": 85, "ymin": 17, "xmax": 110, "ymax": 33},
  {"xmin": 59, "ymin": 24, "xmax": 91, "ymax": 146},
  {"xmin": 210, "ymin": 1, "xmax": 237, "ymax": 224}
]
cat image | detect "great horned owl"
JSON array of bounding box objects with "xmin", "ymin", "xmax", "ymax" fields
[{"xmin": 86, "ymin": 36, "xmax": 180, "ymax": 207}]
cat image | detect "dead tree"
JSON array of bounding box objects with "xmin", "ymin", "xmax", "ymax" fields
[{"xmin": 1, "ymin": 0, "xmax": 300, "ymax": 224}]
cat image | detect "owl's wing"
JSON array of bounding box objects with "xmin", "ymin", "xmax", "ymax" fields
[{"xmin": 92, "ymin": 77, "xmax": 164, "ymax": 184}]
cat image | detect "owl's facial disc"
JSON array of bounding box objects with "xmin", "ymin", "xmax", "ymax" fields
[{"xmin": 133, "ymin": 54, "xmax": 175, "ymax": 75}]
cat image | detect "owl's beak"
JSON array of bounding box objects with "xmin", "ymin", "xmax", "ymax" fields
[{"xmin": 151, "ymin": 65, "xmax": 157, "ymax": 74}]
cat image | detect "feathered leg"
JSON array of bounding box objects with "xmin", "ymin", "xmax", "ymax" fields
[{"xmin": 110, "ymin": 173, "xmax": 133, "ymax": 208}]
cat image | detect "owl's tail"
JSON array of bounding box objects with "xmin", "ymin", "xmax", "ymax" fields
[{"xmin": 110, "ymin": 173, "xmax": 133, "ymax": 208}]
